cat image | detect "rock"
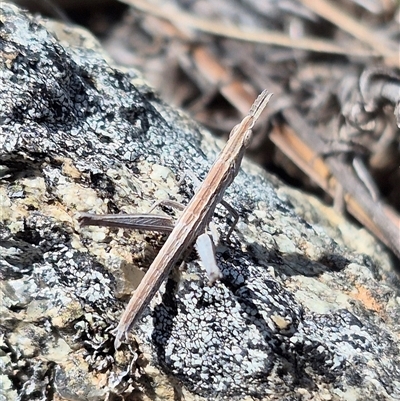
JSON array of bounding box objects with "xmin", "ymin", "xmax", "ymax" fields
[{"xmin": 0, "ymin": 2, "xmax": 399, "ymax": 400}]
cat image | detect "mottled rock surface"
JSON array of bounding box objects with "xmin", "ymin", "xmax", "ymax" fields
[{"xmin": 0, "ymin": 3, "xmax": 399, "ymax": 401}]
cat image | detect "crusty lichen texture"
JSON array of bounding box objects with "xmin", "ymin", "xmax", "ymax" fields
[{"xmin": 0, "ymin": 2, "xmax": 399, "ymax": 401}]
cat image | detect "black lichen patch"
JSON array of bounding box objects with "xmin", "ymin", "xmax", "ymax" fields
[
  {"xmin": 0, "ymin": 224, "xmax": 43, "ymax": 279},
  {"xmin": 152, "ymin": 262, "xmax": 304, "ymax": 397},
  {"xmin": 0, "ymin": 4, "xmax": 183, "ymax": 170},
  {"xmin": 6, "ymin": 359, "xmax": 54, "ymax": 401}
]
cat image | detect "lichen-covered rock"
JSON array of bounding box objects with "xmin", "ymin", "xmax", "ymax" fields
[{"xmin": 1, "ymin": 3, "xmax": 399, "ymax": 401}]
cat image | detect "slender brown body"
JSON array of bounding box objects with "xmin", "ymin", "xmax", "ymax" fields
[{"xmin": 114, "ymin": 90, "xmax": 272, "ymax": 348}]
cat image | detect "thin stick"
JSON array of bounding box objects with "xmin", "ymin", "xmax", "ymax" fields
[{"xmin": 114, "ymin": 90, "xmax": 272, "ymax": 348}]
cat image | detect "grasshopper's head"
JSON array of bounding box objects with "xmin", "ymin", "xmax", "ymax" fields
[{"xmin": 228, "ymin": 115, "xmax": 255, "ymax": 149}]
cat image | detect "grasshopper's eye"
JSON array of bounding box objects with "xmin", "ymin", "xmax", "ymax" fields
[{"xmin": 228, "ymin": 124, "xmax": 240, "ymax": 139}]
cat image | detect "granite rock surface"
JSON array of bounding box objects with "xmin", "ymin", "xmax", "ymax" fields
[{"xmin": 0, "ymin": 3, "xmax": 399, "ymax": 401}]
